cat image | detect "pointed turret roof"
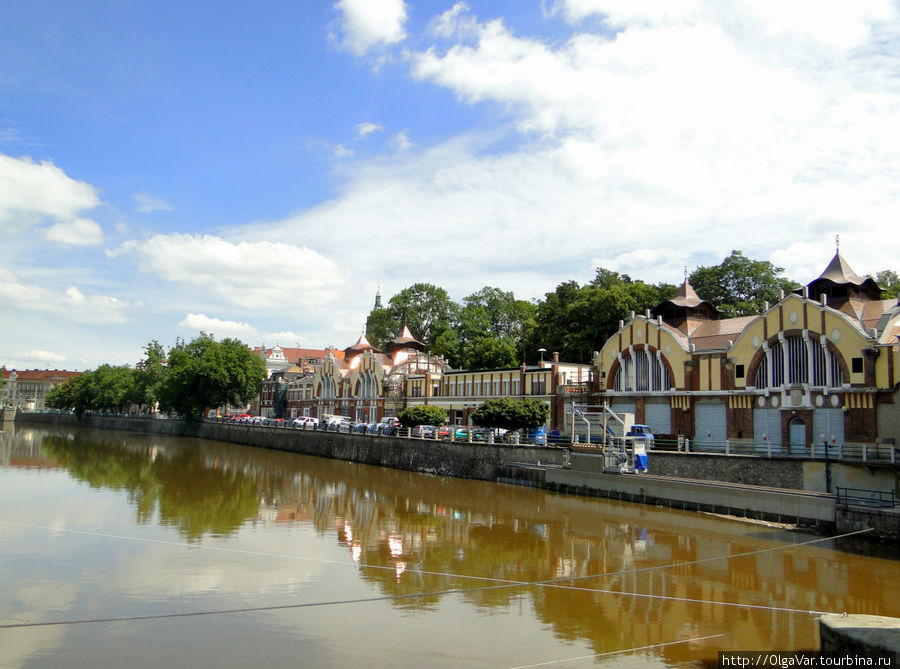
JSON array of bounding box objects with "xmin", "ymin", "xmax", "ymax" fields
[
  {"xmin": 814, "ymin": 252, "xmax": 869, "ymax": 286},
  {"xmin": 669, "ymin": 278, "xmax": 705, "ymax": 308},
  {"xmin": 385, "ymin": 325, "xmax": 425, "ymax": 353},
  {"xmin": 344, "ymin": 333, "xmax": 379, "ymax": 357}
]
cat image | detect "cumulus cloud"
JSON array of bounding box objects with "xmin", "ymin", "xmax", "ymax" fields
[
  {"xmin": 44, "ymin": 217, "xmax": 103, "ymax": 246},
  {"xmin": 0, "ymin": 268, "xmax": 131, "ymax": 324},
  {"xmin": 133, "ymin": 192, "xmax": 174, "ymax": 213},
  {"xmin": 0, "ymin": 153, "xmax": 102, "ymax": 244},
  {"xmin": 334, "ymin": 0, "xmax": 407, "ymax": 55},
  {"xmin": 109, "ymin": 234, "xmax": 343, "ymax": 310}
]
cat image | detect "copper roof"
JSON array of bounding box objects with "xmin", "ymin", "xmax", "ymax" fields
[{"xmin": 670, "ymin": 279, "xmax": 705, "ymax": 308}]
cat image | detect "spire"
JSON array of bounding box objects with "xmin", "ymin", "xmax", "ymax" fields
[
  {"xmin": 374, "ymin": 286, "xmax": 382, "ymax": 309},
  {"xmin": 670, "ymin": 277, "xmax": 703, "ymax": 308}
]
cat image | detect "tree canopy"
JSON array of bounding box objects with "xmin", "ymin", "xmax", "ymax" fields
[
  {"xmin": 689, "ymin": 250, "xmax": 798, "ymax": 316},
  {"xmin": 471, "ymin": 397, "xmax": 550, "ymax": 432},
  {"xmin": 398, "ymin": 404, "xmax": 448, "ymax": 428},
  {"xmin": 157, "ymin": 333, "xmax": 266, "ymax": 422}
]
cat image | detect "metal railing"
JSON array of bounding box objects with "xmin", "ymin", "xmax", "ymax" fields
[{"xmin": 835, "ymin": 487, "xmax": 897, "ymax": 508}]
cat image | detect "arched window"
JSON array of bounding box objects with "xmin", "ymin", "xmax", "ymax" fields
[
  {"xmin": 319, "ymin": 377, "xmax": 336, "ymax": 399},
  {"xmin": 614, "ymin": 349, "xmax": 671, "ymax": 392},
  {"xmin": 754, "ymin": 335, "xmax": 842, "ymax": 389}
]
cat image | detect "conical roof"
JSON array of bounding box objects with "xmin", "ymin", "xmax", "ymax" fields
[
  {"xmin": 385, "ymin": 325, "xmax": 425, "ymax": 353},
  {"xmin": 814, "ymin": 252, "xmax": 868, "ymax": 286},
  {"xmin": 669, "ymin": 279, "xmax": 705, "ymax": 308},
  {"xmin": 344, "ymin": 333, "xmax": 378, "ymax": 356}
]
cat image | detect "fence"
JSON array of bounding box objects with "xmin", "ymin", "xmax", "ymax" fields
[{"xmin": 835, "ymin": 487, "xmax": 897, "ymax": 508}]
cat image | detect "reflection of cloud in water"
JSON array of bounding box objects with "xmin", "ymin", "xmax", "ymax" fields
[{"xmin": 0, "ymin": 581, "xmax": 78, "ymax": 669}]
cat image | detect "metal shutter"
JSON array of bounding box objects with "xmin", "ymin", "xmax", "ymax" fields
[
  {"xmin": 813, "ymin": 408, "xmax": 844, "ymax": 456},
  {"xmin": 753, "ymin": 408, "xmax": 782, "ymax": 453},
  {"xmin": 644, "ymin": 400, "xmax": 671, "ymax": 435},
  {"xmin": 694, "ymin": 403, "xmax": 727, "ymax": 451}
]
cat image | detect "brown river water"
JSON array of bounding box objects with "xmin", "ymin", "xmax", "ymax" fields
[{"xmin": 1, "ymin": 424, "xmax": 897, "ymax": 668}]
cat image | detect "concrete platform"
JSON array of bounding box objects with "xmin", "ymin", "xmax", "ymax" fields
[{"xmin": 819, "ymin": 614, "xmax": 900, "ymax": 664}]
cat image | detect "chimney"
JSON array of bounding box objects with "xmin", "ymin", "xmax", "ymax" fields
[{"xmin": 552, "ymin": 351, "xmax": 559, "ymax": 362}]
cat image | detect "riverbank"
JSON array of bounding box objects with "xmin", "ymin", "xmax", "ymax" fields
[{"xmin": 13, "ymin": 411, "xmax": 899, "ymax": 541}]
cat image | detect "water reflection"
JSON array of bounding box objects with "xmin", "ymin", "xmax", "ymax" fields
[{"xmin": 1, "ymin": 424, "xmax": 899, "ymax": 668}]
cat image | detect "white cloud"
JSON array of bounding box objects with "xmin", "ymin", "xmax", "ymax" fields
[
  {"xmin": 177, "ymin": 313, "xmax": 305, "ymax": 345},
  {"xmin": 109, "ymin": 234, "xmax": 343, "ymax": 310},
  {"xmin": 333, "ymin": 143, "xmax": 354, "ymax": 157},
  {"xmin": 334, "ymin": 0, "xmax": 407, "ymax": 56},
  {"xmin": 17, "ymin": 349, "xmax": 67, "ymax": 363},
  {"xmin": 133, "ymin": 192, "xmax": 174, "ymax": 213},
  {"xmin": 0, "ymin": 153, "xmax": 102, "ymax": 244},
  {"xmin": 0, "ymin": 268, "xmax": 131, "ymax": 324},
  {"xmin": 388, "ymin": 129, "xmax": 412, "ymax": 151},
  {"xmin": 355, "ymin": 122, "xmax": 383, "ymax": 139},
  {"xmin": 429, "ymin": 2, "xmax": 477, "ymax": 40},
  {"xmin": 44, "ymin": 217, "xmax": 103, "ymax": 246}
]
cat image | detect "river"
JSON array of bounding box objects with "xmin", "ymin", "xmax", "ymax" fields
[{"xmin": 1, "ymin": 424, "xmax": 897, "ymax": 668}]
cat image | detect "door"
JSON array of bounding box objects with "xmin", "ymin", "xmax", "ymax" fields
[
  {"xmin": 788, "ymin": 417, "xmax": 806, "ymax": 455},
  {"xmin": 813, "ymin": 408, "xmax": 844, "ymax": 457}
]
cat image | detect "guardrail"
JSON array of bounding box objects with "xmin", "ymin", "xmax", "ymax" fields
[{"xmin": 835, "ymin": 487, "xmax": 897, "ymax": 508}]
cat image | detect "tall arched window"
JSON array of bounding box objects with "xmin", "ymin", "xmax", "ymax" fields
[
  {"xmin": 755, "ymin": 334, "xmax": 842, "ymax": 389},
  {"xmin": 613, "ymin": 349, "xmax": 671, "ymax": 392}
]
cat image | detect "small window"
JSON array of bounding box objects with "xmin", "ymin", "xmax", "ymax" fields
[
  {"xmin": 852, "ymin": 357, "xmax": 863, "ymax": 374},
  {"xmin": 736, "ymin": 364, "xmax": 745, "ymax": 379}
]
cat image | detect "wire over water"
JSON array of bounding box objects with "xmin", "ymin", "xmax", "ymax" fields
[{"xmin": 0, "ymin": 519, "xmax": 873, "ymax": 630}]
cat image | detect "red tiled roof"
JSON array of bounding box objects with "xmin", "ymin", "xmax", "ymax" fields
[{"xmin": 1, "ymin": 369, "xmax": 82, "ymax": 382}]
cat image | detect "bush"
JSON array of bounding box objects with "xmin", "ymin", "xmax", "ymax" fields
[{"xmin": 398, "ymin": 405, "xmax": 448, "ymax": 428}]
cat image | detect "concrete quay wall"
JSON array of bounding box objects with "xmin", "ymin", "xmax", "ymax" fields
[{"xmin": 15, "ymin": 413, "xmax": 567, "ymax": 481}]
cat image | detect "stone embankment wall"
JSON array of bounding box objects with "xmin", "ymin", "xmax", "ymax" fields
[{"xmin": 15, "ymin": 413, "xmax": 567, "ymax": 481}]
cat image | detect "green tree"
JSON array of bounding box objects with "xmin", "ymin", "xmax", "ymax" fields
[
  {"xmin": 689, "ymin": 250, "xmax": 798, "ymax": 316},
  {"xmin": 385, "ymin": 283, "xmax": 459, "ymax": 346},
  {"xmin": 471, "ymin": 397, "xmax": 549, "ymax": 432},
  {"xmin": 365, "ymin": 308, "xmax": 395, "ymax": 350},
  {"xmin": 158, "ymin": 333, "xmax": 266, "ymax": 422},
  {"xmin": 876, "ymin": 270, "xmax": 900, "ymax": 299},
  {"xmin": 130, "ymin": 340, "xmax": 167, "ymax": 411},
  {"xmin": 398, "ymin": 404, "xmax": 448, "ymax": 428},
  {"xmin": 461, "ymin": 336, "xmax": 519, "ymax": 369}
]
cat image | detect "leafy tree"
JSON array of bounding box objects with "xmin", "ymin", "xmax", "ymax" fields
[
  {"xmin": 130, "ymin": 340, "xmax": 167, "ymax": 411},
  {"xmin": 385, "ymin": 283, "xmax": 459, "ymax": 346},
  {"xmin": 398, "ymin": 404, "xmax": 448, "ymax": 428},
  {"xmin": 526, "ymin": 272, "xmax": 673, "ymax": 363},
  {"xmin": 364, "ymin": 308, "xmax": 395, "ymax": 350},
  {"xmin": 471, "ymin": 397, "xmax": 549, "ymax": 432},
  {"xmin": 876, "ymin": 270, "xmax": 900, "ymax": 299},
  {"xmin": 689, "ymin": 250, "xmax": 798, "ymax": 316},
  {"xmin": 461, "ymin": 336, "xmax": 519, "ymax": 369},
  {"xmin": 47, "ymin": 366, "xmax": 135, "ymax": 415},
  {"xmin": 158, "ymin": 333, "xmax": 265, "ymax": 422}
]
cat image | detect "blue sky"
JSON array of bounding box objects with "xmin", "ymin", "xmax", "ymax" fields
[{"xmin": 2, "ymin": 0, "xmax": 899, "ymax": 371}]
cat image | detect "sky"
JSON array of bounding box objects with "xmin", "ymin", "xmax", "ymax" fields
[{"xmin": 2, "ymin": 0, "xmax": 900, "ymax": 371}]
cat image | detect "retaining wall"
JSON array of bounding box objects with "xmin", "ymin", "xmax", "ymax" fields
[{"xmin": 14, "ymin": 413, "xmax": 567, "ymax": 481}]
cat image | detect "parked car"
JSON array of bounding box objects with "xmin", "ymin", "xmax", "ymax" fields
[
  {"xmin": 414, "ymin": 425, "xmax": 435, "ymax": 437},
  {"xmin": 437, "ymin": 426, "xmax": 452, "ymax": 439}
]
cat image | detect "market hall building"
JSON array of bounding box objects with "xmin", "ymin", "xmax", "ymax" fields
[{"xmin": 592, "ymin": 252, "xmax": 900, "ymax": 452}]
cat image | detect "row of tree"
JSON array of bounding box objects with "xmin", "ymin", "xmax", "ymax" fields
[{"xmin": 46, "ymin": 334, "xmax": 266, "ymax": 422}]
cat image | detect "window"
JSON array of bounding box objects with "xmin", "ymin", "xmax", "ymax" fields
[
  {"xmin": 754, "ymin": 336, "xmax": 843, "ymax": 388},
  {"xmin": 736, "ymin": 364, "xmax": 745, "ymax": 379},
  {"xmin": 852, "ymin": 357, "xmax": 863, "ymax": 374}
]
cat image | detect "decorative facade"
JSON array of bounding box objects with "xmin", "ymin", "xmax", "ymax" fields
[{"xmin": 593, "ymin": 251, "xmax": 900, "ymax": 451}]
